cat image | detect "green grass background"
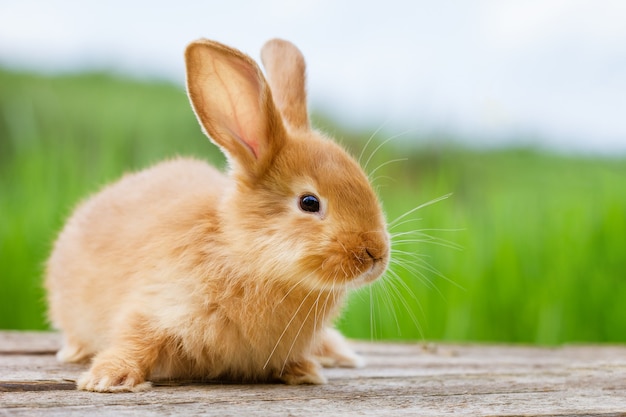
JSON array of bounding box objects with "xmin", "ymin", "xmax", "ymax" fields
[{"xmin": 1, "ymin": 69, "xmax": 625, "ymax": 344}]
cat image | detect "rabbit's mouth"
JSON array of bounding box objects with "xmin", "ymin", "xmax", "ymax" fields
[
  {"xmin": 350, "ymin": 250, "xmax": 389, "ymax": 287},
  {"xmin": 297, "ymin": 230, "xmax": 389, "ymax": 288},
  {"xmin": 350, "ymin": 231, "xmax": 390, "ymax": 285},
  {"xmin": 324, "ymin": 244, "xmax": 389, "ymax": 287}
]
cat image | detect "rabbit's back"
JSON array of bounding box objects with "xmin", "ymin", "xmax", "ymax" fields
[{"xmin": 45, "ymin": 157, "xmax": 226, "ymax": 359}]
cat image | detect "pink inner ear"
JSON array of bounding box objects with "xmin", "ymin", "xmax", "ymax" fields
[
  {"xmin": 225, "ymin": 104, "xmax": 262, "ymax": 160},
  {"xmin": 226, "ymin": 125, "xmax": 260, "ymax": 159},
  {"xmin": 243, "ymin": 137, "xmax": 260, "ymax": 160},
  {"xmin": 218, "ymin": 61, "xmax": 265, "ymax": 161}
]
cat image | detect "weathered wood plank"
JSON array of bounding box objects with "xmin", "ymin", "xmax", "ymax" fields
[{"xmin": 1, "ymin": 331, "xmax": 625, "ymax": 416}]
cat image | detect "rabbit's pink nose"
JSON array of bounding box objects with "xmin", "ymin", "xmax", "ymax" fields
[{"xmin": 361, "ymin": 231, "xmax": 389, "ymax": 261}]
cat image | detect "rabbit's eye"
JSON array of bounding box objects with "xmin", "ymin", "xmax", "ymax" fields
[{"xmin": 299, "ymin": 194, "xmax": 320, "ymax": 213}]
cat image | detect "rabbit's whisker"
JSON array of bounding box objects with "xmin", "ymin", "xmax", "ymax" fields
[
  {"xmin": 358, "ymin": 119, "xmax": 390, "ymax": 167},
  {"xmin": 373, "ymin": 276, "xmax": 402, "ymax": 335},
  {"xmin": 393, "ymin": 255, "xmax": 464, "ymax": 290},
  {"xmin": 367, "ymin": 158, "xmax": 407, "ymax": 183},
  {"xmin": 280, "ymin": 281, "xmax": 332, "ymax": 377},
  {"xmin": 393, "ymin": 238, "xmax": 463, "ymax": 252},
  {"xmin": 381, "ymin": 269, "xmax": 425, "ymax": 337},
  {"xmin": 274, "ymin": 269, "xmax": 318, "ymax": 310},
  {"xmin": 369, "ymin": 281, "xmax": 377, "ymax": 340},
  {"xmin": 388, "ymin": 193, "xmax": 453, "ymax": 230},
  {"xmin": 263, "ymin": 280, "xmax": 319, "ymax": 370},
  {"xmin": 362, "ymin": 129, "xmax": 415, "ymax": 173},
  {"xmin": 388, "ymin": 257, "xmax": 436, "ymax": 291},
  {"xmin": 391, "ymin": 228, "xmax": 464, "ymax": 249}
]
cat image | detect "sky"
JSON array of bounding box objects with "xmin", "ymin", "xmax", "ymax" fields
[{"xmin": 1, "ymin": 0, "xmax": 625, "ymax": 153}]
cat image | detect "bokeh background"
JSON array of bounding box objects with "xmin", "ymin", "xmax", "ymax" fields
[{"xmin": 1, "ymin": 0, "xmax": 625, "ymax": 344}]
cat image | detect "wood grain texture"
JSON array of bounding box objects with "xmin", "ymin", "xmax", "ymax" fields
[{"xmin": 1, "ymin": 331, "xmax": 625, "ymax": 416}]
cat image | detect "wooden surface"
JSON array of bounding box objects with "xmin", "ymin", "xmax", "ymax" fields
[{"xmin": 1, "ymin": 331, "xmax": 626, "ymax": 416}]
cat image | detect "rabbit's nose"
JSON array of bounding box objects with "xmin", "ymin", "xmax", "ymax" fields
[{"xmin": 361, "ymin": 231, "xmax": 389, "ymax": 262}]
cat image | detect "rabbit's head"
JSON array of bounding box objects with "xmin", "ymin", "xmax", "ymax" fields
[{"xmin": 185, "ymin": 39, "xmax": 389, "ymax": 291}]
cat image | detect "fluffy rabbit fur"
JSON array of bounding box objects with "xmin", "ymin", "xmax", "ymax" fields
[{"xmin": 45, "ymin": 38, "xmax": 390, "ymax": 392}]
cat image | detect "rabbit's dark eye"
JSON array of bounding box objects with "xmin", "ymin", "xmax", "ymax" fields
[{"xmin": 299, "ymin": 194, "xmax": 320, "ymax": 213}]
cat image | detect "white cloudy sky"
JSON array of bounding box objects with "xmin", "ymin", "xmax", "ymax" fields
[{"xmin": 1, "ymin": 0, "xmax": 625, "ymax": 153}]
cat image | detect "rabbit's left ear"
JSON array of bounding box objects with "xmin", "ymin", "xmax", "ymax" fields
[
  {"xmin": 185, "ymin": 39, "xmax": 286, "ymax": 179},
  {"xmin": 261, "ymin": 39, "xmax": 310, "ymax": 131}
]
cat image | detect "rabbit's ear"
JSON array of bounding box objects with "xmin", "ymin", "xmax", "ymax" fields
[
  {"xmin": 261, "ymin": 39, "xmax": 310, "ymax": 131},
  {"xmin": 185, "ymin": 40, "xmax": 286, "ymax": 177}
]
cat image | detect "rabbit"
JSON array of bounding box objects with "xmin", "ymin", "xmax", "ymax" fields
[{"xmin": 45, "ymin": 38, "xmax": 390, "ymax": 393}]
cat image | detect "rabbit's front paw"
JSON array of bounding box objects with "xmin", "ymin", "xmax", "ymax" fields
[
  {"xmin": 77, "ymin": 358, "xmax": 150, "ymax": 392},
  {"xmin": 314, "ymin": 327, "xmax": 365, "ymax": 369},
  {"xmin": 279, "ymin": 358, "xmax": 327, "ymax": 385}
]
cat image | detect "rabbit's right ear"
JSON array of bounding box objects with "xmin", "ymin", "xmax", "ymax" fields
[{"xmin": 185, "ymin": 40, "xmax": 286, "ymax": 179}]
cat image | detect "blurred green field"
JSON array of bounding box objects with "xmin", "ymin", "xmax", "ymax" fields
[{"xmin": 1, "ymin": 69, "xmax": 625, "ymax": 344}]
